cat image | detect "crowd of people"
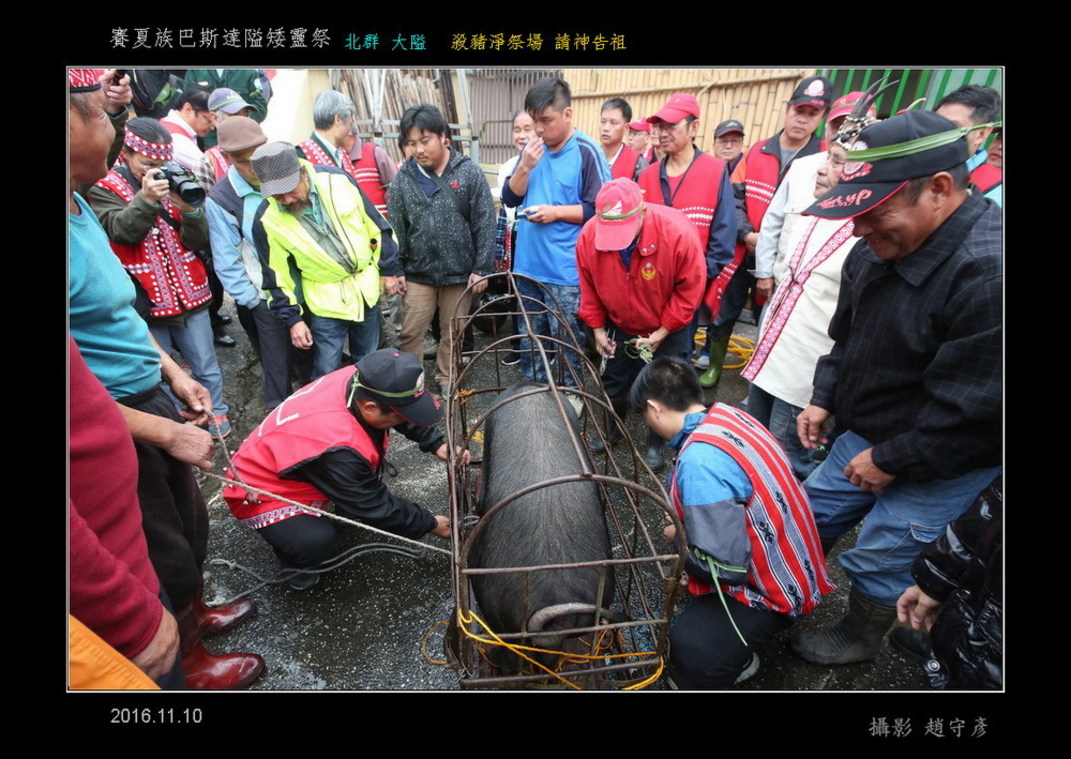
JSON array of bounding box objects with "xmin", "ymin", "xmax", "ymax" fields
[{"xmin": 68, "ymin": 67, "xmax": 1003, "ymax": 691}]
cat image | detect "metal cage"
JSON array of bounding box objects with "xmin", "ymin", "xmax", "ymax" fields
[{"xmin": 442, "ymin": 272, "xmax": 687, "ymax": 689}]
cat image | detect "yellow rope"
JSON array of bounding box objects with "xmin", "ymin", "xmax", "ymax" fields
[
  {"xmin": 455, "ymin": 608, "xmax": 661, "ymax": 689},
  {"xmin": 723, "ymin": 335, "xmax": 755, "ymax": 370}
]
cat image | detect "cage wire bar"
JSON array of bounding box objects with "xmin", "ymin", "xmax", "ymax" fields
[{"xmin": 442, "ymin": 271, "xmax": 687, "ymax": 689}]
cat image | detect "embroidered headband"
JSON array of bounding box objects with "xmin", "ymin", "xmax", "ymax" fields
[{"xmin": 124, "ymin": 129, "xmax": 173, "ymax": 161}]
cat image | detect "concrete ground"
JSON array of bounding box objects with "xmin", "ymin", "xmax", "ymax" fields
[{"xmin": 197, "ymin": 300, "xmax": 932, "ymax": 692}]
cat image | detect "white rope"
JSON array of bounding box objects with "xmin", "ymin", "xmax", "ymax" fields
[{"xmin": 201, "ymin": 470, "xmax": 453, "ymax": 557}]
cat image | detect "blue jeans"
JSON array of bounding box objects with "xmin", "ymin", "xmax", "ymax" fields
[
  {"xmin": 514, "ymin": 278, "xmax": 585, "ymax": 389},
  {"xmin": 747, "ymin": 385, "xmax": 823, "ymax": 482},
  {"xmin": 308, "ymin": 306, "xmax": 381, "ymax": 380},
  {"xmin": 804, "ymin": 429, "xmax": 1000, "ymax": 606},
  {"xmin": 150, "ymin": 308, "xmax": 229, "ymax": 417}
]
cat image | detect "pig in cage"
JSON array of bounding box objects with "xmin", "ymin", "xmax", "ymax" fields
[{"xmin": 440, "ymin": 272, "xmax": 687, "ymax": 689}]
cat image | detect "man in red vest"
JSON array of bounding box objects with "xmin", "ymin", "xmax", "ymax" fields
[
  {"xmin": 600, "ymin": 97, "xmax": 648, "ymax": 182},
  {"xmin": 935, "ymin": 84, "xmax": 1002, "ymax": 207},
  {"xmin": 223, "ymin": 349, "xmax": 460, "ymax": 589},
  {"xmin": 630, "ymin": 357, "xmax": 833, "ymax": 688}
]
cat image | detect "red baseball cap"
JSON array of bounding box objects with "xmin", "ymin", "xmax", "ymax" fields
[
  {"xmin": 648, "ymin": 93, "xmax": 700, "ymax": 124},
  {"xmin": 593, "ymin": 178, "xmax": 645, "ymax": 250}
]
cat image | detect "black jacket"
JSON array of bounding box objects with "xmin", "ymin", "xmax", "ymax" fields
[{"xmin": 912, "ymin": 474, "xmax": 1002, "ymax": 689}]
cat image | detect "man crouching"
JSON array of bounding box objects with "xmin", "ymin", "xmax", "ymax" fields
[
  {"xmin": 223, "ymin": 349, "xmax": 461, "ymax": 589},
  {"xmin": 630, "ymin": 358, "xmax": 834, "ymax": 688}
]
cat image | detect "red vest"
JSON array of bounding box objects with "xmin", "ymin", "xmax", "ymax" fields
[
  {"xmin": 300, "ymin": 137, "xmax": 389, "ymax": 219},
  {"xmin": 671, "ymin": 404, "xmax": 834, "ymax": 616},
  {"xmin": 351, "ymin": 140, "xmax": 390, "ymax": 218},
  {"xmin": 610, "ymin": 144, "xmax": 643, "ymax": 181},
  {"xmin": 223, "ymin": 366, "xmax": 386, "ymax": 528},
  {"xmin": 637, "ymin": 151, "xmax": 727, "ymax": 251},
  {"xmin": 970, "ymin": 163, "xmax": 1002, "ymax": 194},
  {"xmin": 204, "ymin": 145, "xmax": 229, "ymax": 183},
  {"xmin": 94, "ymin": 170, "xmax": 212, "ymax": 318},
  {"xmin": 638, "ymin": 151, "xmax": 734, "ymax": 311}
]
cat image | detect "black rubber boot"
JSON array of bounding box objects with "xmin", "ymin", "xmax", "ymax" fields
[
  {"xmin": 791, "ymin": 588, "xmax": 897, "ymax": 665},
  {"xmin": 589, "ymin": 400, "xmax": 629, "ymax": 454},
  {"xmin": 643, "ymin": 428, "xmax": 666, "ymax": 473}
]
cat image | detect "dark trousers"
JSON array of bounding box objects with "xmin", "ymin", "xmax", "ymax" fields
[
  {"xmin": 247, "ymin": 302, "xmax": 313, "ymax": 410},
  {"xmin": 119, "ymin": 385, "xmax": 209, "ymax": 612},
  {"xmin": 601, "ymin": 323, "xmax": 691, "ymax": 402},
  {"xmin": 258, "ymin": 514, "xmax": 337, "ymax": 570},
  {"xmin": 669, "ymin": 592, "xmax": 792, "ymax": 689}
]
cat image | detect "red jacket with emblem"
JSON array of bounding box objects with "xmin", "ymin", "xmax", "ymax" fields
[{"xmin": 576, "ymin": 203, "xmax": 705, "ymax": 336}]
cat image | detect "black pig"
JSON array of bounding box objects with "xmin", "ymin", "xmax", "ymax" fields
[{"xmin": 469, "ymin": 382, "xmax": 613, "ymax": 671}]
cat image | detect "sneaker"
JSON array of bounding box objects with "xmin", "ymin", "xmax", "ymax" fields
[
  {"xmin": 566, "ymin": 394, "xmax": 584, "ymax": 418},
  {"xmin": 694, "ymin": 353, "xmax": 710, "ymax": 370},
  {"xmin": 500, "ymin": 353, "xmax": 521, "ymax": 366},
  {"xmin": 439, "ymin": 382, "xmax": 451, "ymax": 398},
  {"xmin": 208, "ymin": 414, "xmax": 231, "ymax": 439}
]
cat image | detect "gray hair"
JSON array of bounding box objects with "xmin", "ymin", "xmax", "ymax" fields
[{"xmin": 313, "ymin": 89, "xmax": 356, "ymax": 130}]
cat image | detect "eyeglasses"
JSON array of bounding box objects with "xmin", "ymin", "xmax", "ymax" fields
[{"xmin": 650, "ymin": 119, "xmax": 690, "ymax": 134}]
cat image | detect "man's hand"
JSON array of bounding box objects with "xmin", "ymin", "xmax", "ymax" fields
[
  {"xmin": 744, "ymin": 232, "xmax": 759, "ymax": 253},
  {"xmin": 130, "ymin": 608, "xmax": 180, "ymax": 682},
  {"xmin": 168, "ymin": 373, "xmax": 213, "ymax": 426},
  {"xmin": 163, "ymin": 420, "xmax": 216, "ymax": 471},
  {"xmin": 382, "ymin": 275, "xmax": 404, "ymax": 296},
  {"xmin": 430, "ymin": 515, "xmax": 451, "ymax": 539},
  {"xmin": 468, "ymin": 273, "xmax": 488, "ymax": 295},
  {"xmin": 635, "ymin": 327, "xmax": 669, "ymax": 354},
  {"xmin": 290, "ymin": 321, "xmax": 314, "ymax": 350},
  {"xmin": 170, "ymin": 191, "xmax": 197, "ymax": 215},
  {"xmin": 896, "ymin": 584, "xmax": 942, "ymax": 633},
  {"xmin": 140, "ymin": 168, "xmax": 170, "ymax": 204},
  {"xmin": 435, "ymin": 443, "xmax": 472, "ymax": 466},
  {"xmin": 755, "ymin": 277, "xmax": 774, "ymax": 300},
  {"xmin": 518, "ymin": 136, "xmax": 545, "ymax": 172},
  {"xmin": 523, "ymin": 204, "xmax": 559, "ymax": 224},
  {"xmin": 593, "ymin": 328, "xmax": 617, "ymax": 360},
  {"xmin": 844, "ymin": 447, "xmax": 896, "ymax": 493},
  {"xmin": 99, "ymin": 69, "xmax": 132, "ymax": 113},
  {"xmin": 797, "ymin": 404, "xmax": 832, "ymax": 450}
]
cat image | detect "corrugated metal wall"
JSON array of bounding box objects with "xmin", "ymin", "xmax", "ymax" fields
[
  {"xmin": 567, "ymin": 69, "xmax": 816, "ymax": 153},
  {"xmin": 823, "ymin": 68, "xmax": 1003, "ymax": 124},
  {"xmin": 467, "ymin": 68, "xmax": 559, "ymax": 166}
]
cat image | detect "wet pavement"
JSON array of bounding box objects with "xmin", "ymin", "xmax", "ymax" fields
[{"xmin": 198, "ymin": 301, "xmax": 932, "ymax": 692}]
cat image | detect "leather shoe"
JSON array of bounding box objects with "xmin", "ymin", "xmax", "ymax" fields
[
  {"xmin": 191, "ymin": 591, "xmax": 256, "ymax": 638},
  {"xmin": 214, "ymin": 333, "xmax": 237, "ymax": 347},
  {"xmin": 182, "ymin": 641, "xmax": 266, "ymax": 690}
]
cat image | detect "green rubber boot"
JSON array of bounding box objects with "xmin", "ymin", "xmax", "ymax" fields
[{"xmin": 699, "ymin": 336, "xmax": 731, "ymax": 389}]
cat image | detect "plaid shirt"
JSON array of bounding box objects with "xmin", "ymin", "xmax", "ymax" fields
[{"xmin": 811, "ymin": 191, "xmax": 1002, "ymax": 481}]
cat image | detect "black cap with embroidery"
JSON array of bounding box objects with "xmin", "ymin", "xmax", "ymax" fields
[
  {"xmin": 789, "ymin": 76, "xmax": 834, "ymax": 110},
  {"xmin": 352, "ymin": 349, "xmax": 443, "ymax": 426},
  {"xmin": 804, "ymin": 110, "xmax": 969, "ymax": 220}
]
